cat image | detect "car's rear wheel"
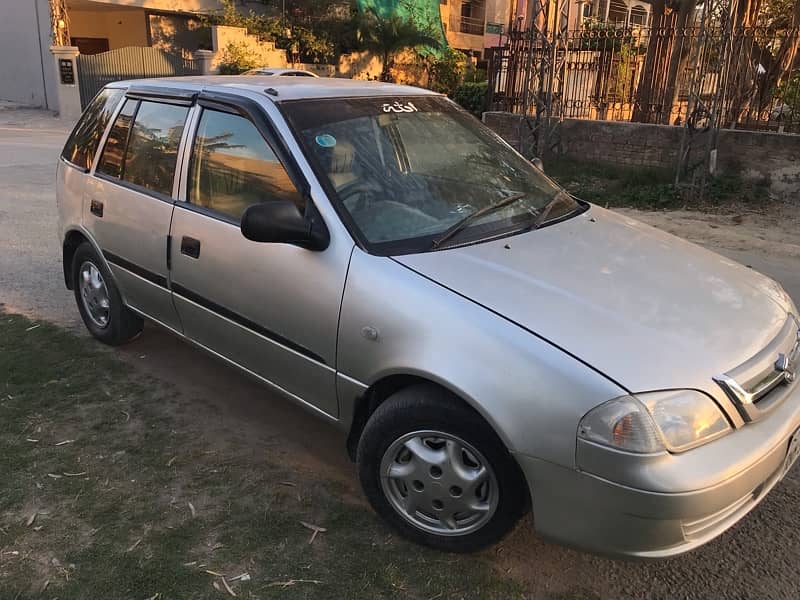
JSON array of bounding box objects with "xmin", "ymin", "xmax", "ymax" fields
[
  {"xmin": 72, "ymin": 242, "xmax": 142, "ymax": 345},
  {"xmin": 357, "ymin": 384, "xmax": 528, "ymax": 552}
]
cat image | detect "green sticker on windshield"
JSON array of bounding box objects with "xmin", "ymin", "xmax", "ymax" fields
[{"xmin": 315, "ymin": 134, "xmax": 337, "ymax": 148}]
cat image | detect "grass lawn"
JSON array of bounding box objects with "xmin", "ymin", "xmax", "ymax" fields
[
  {"xmin": 0, "ymin": 313, "xmax": 525, "ymax": 599},
  {"xmin": 545, "ymin": 158, "xmax": 772, "ymax": 211}
]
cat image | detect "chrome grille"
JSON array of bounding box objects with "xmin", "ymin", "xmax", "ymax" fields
[{"xmin": 714, "ymin": 315, "xmax": 800, "ymax": 422}]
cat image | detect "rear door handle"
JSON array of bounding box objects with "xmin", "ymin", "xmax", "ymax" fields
[
  {"xmin": 180, "ymin": 236, "xmax": 201, "ymax": 259},
  {"xmin": 90, "ymin": 199, "xmax": 103, "ymax": 217}
]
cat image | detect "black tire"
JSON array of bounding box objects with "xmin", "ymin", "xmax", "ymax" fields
[
  {"xmin": 357, "ymin": 384, "xmax": 528, "ymax": 552},
  {"xmin": 72, "ymin": 242, "xmax": 143, "ymax": 345}
]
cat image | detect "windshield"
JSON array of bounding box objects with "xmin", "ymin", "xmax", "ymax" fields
[{"xmin": 281, "ymin": 96, "xmax": 582, "ymax": 254}]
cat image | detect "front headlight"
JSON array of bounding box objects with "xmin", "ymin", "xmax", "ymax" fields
[{"xmin": 578, "ymin": 390, "xmax": 731, "ymax": 454}]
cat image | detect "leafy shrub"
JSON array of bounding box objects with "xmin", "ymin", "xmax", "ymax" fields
[
  {"xmin": 217, "ymin": 41, "xmax": 257, "ymax": 75},
  {"xmin": 426, "ymin": 47, "xmax": 467, "ymax": 95},
  {"xmin": 452, "ymin": 81, "xmax": 489, "ymax": 117}
]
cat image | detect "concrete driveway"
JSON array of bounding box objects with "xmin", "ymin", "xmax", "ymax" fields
[{"xmin": 2, "ymin": 107, "xmax": 799, "ymax": 599}]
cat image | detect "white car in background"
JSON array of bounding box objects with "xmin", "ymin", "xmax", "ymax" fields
[{"xmin": 243, "ymin": 67, "xmax": 319, "ymax": 77}]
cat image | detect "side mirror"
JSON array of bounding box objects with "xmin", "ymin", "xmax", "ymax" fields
[
  {"xmin": 531, "ymin": 157, "xmax": 545, "ymax": 172},
  {"xmin": 240, "ymin": 201, "xmax": 328, "ymax": 250}
]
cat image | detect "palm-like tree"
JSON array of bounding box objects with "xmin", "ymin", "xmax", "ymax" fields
[
  {"xmin": 358, "ymin": 8, "xmax": 440, "ymax": 82},
  {"xmin": 50, "ymin": 0, "xmax": 70, "ymax": 46}
]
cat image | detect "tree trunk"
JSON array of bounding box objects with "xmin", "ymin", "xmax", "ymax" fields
[
  {"xmin": 755, "ymin": 0, "xmax": 800, "ymax": 114},
  {"xmin": 660, "ymin": 0, "xmax": 698, "ymax": 124},
  {"xmin": 381, "ymin": 49, "xmax": 392, "ymax": 82},
  {"xmin": 632, "ymin": 1, "xmax": 673, "ymax": 123}
]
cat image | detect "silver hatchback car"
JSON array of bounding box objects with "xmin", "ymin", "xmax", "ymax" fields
[{"xmin": 57, "ymin": 77, "xmax": 800, "ymax": 558}]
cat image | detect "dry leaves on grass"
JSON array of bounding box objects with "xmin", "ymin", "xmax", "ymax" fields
[
  {"xmin": 299, "ymin": 521, "xmax": 327, "ymax": 544},
  {"xmin": 267, "ymin": 579, "xmax": 323, "ymax": 588}
]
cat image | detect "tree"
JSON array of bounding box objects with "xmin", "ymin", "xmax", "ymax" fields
[
  {"xmin": 49, "ymin": 0, "xmax": 70, "ymax": 46},
  {"xmin": 631, "ymin": 0, "xmax": 800, "ymax": 126},
  {"xmin": 357, "ymin": 8, "xmax": 440, "ymax": 82},
  {"xmin": 631, "ymin": 0, "xmax": 699, "ymax": 124},
  {"xmin": 723, "ymin": 0, "xmax": 800, "ymax": 125}
]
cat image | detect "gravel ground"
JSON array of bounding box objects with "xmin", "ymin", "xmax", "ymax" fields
[{"xmin": 2, "ymin": 106, "xmax": 799, "ymax": 599}]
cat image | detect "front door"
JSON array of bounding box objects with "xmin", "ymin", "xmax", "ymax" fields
[
  {"xmin": 168, "ymin": 102, "xmax": 347, "ymax": 417},
  {"xmin": 86, "ymin": 96, "xmax": 190, "ymax": 331}
]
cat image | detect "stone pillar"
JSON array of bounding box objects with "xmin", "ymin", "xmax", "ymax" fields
[
  {"xmin": 50, "ymin": 46, "xmax": 82, "ymax": 121},
  {"xmin": 194, "ymin": 49, "xmax": 215, "ymax": 76}
]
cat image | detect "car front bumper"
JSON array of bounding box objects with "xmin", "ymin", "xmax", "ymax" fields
[{"xmin": 515, "ymin": 380, "xmax": 800, "ymax": 559}]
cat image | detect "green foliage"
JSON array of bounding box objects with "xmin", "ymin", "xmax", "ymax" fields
[
  {"xmin": 545, "ymin": 157, "xmax": 771, "ymax": 210},
  {"xmin": 358, "ymin": 7, "xmax": 441, "ymax": 81},
  {"xmin": 452, "ymin": 81, "xmax": 489, "ymax": 116},
  {"xmin": 203, "ymin": 0, "xmax": 354, "ymax": 65},
  {"xmin": 426, "ymin": 47, "xmax": 467, "ymax": 94},
  {"xmin": 286, "ymin": 25, "xmax": 336, "ymax": 63},
  {"xmin": 464, "ymin": 65, "xmax": 487, "ymax": 83},
  {"xmin": 217, "ymin": 41, "xmax": 258, "ymax": 74},
  {"xmin": 776, "ymin": 71, "xmax": 800, "ymax": 116}
]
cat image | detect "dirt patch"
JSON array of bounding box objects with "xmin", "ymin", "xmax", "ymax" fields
[{"xmin": 616, "ymin": 206, "xmax": 800, "ymax": 259}]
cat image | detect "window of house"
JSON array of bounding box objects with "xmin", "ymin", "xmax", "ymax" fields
[
  {"xmin": 630, "ymin": 6, "xmax": 647, "ymax": 25},
  {"xmin": 187, "ymin": 109, "xmax": 304, "ymax": 221},
  {"xmin": 61, "ymin": 88, "xmax": 123, "ymax": 170},
  {"xmin": 97, "ymin": 99, "xmax": 189, "ymax": 196}
]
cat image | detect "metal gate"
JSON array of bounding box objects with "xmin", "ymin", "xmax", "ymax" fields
[{"xmin": 76, "ymin": 47, "xmax": 201, "ymax": 107}]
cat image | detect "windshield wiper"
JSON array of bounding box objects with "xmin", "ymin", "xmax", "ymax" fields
[
  {"xmin": 531, "ymin": 190, "xmax": 573, "ymax": 230},
  {"xmin": 432, "ymin": 192, "xmax": 527, "ymax": 249}
]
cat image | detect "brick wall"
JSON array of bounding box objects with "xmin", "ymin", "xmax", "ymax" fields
[{"xmin": 483, "ymin": 112, "xmax": 800, "ymax": 200}]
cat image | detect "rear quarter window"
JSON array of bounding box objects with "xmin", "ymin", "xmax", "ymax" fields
[{"xmin": 61, "ymin": 88, "xmax": 124, "ymax": 171}]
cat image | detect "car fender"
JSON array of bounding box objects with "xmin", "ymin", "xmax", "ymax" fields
[{"xmin": 337, "ymin": 249, "xmax": 625, "ymax": 466}]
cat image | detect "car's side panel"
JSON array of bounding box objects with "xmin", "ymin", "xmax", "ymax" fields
[
  {"xmin": 166, "ymin": 92, "xmax": 354, "ymax": 419},
  {"xmin": 56, "ymin": 162, "xmax": 88, "ymax": 246},
  {"xmin": 337, "ymin": 248, "xmax": 625, "ymax": 464},
  {"xmin": 84, "ymin": 176, "xmax": 181, "ymax": 331},
  {"xmin": 168, "ymin": 207, "xmax": 344, "ymax": 417}
]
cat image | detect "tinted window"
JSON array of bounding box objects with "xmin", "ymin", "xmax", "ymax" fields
[
  {"xmin": 97, "ymin": 100, "xmax": 188, "ymax": 196},
  {"xmin": 61, "ymin": 88, "xmax": 123, "ymax": 170},
  {"xmin": 124, "ymin": 101, "xmax": 189, "ymax": 195},
  {"xmin": 97, "ymin": 98, "xmax": 137, "ymax": 179},
  {"xmin": 188, "ymin": 109, "xmax": 304, "ymax": 220}
]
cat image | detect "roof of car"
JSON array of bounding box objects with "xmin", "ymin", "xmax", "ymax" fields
[{"xmin": 111, "ymin": 76, "xmax": 440, "ymax": 103}]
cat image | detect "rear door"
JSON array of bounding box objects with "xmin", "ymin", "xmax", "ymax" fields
[
  {"xmin": 168, "ymin": 95, "xmax": 348, "ymax": 417},
  {"xmin": 85, "ymin": 94, "xmax": 191, "ymax": 331}
]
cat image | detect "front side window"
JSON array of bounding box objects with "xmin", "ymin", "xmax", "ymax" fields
[
  {"xmin": 187, "ymin": 108, "xmax": 304, "ymax": 221},
  {"xmin": 97, "ymin": 99, "xmax": 188, "ymax": 196},
  {"xmin": 61, "ymin": 88, "xmax": 123, "ymax": 170},
  {"xmin": 282, "ymin": 96, "xmax": 582, "ymax": 254}
]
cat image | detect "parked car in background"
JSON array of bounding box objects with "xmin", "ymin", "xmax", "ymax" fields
[
  {"xmin": 57, "ymin": 76, "xmax": 800, "ymax": 558},
  {"xmin": 243, "ymin": 67, "xmax": 318, "ymax": 77}
]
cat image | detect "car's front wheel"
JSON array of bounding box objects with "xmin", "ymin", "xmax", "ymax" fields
[
  {"xmin": 72, "ymin": 242, "xmax": 142, "ymax": 345},
  {"xmin": 357, "ymin": 384, "xmax": 528, "ymax": 552}
]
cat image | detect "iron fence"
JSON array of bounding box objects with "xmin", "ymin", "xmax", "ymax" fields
[
  {"xmin": 487, "ymin": 22, "xmax": 800, "ymax": 134},
  {"xmin": 77, "ymin": 47, "xmax": 201, "ymax": 108}
]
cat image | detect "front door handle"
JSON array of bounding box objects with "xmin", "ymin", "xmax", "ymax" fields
[
  {"xmin": 90, "ymin": 199, "xmax": 103, "ymax": 217},
  {"xmin": 180, "ymin": 236, "xmax": 201, "ymax": 259}
]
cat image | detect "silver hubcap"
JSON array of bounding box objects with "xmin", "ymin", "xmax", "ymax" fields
[
  {"xmin": 79, "ymin": 261, "xmax": 110, "ymax": 329},
  {"xmin": 380, "ymin": 430, "xmax": 498, "ymax": 536}
]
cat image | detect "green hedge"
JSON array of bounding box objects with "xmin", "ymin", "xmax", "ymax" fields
[{"xmin": 451, "ymin": 81, "xmax": 489, "ymax": 117}]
